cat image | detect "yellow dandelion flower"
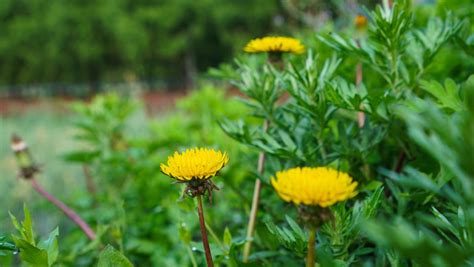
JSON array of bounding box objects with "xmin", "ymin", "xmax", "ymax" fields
[
  {"xmin": 354, "ymin": 14, "xmax": 368, "ymax": 29},
  {"xmin": 244, "ymin": 36, "xmax": 305, "ymax": 54},
  {"xmin": 271, "ymin": 167, "xmax": 357, "ymax": 207},
  {"xmin": 160, "ymin": 147, "xmax": 229, "ymax": 181}
]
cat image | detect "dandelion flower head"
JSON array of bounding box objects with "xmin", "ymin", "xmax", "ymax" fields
[
  {"xmin": 160, "ymin": 147, "xmax": 229, "ymax": 181},
  {"xmin": 271, "ymin": 167, "xmax": 357, "ymax": 207},
  {"xmin": 354, "ymin": 14, "xmax": 368, "ymax": 29},
  {"xmin": 244, "ymin": 36, "xmax": 305, "ymax": 54}
]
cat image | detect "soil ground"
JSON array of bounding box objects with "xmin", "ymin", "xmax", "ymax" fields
[{"xmin": 0, "ymin": 90, "xmax": 189, "ymax": 116}]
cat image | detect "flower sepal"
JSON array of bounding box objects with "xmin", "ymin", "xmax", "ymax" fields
[
  {"xmin": 298, "ymin": 204, "xmax": 334, "ymax": 229},
  {"xmin": 176, "ymin": 178, "xmax": 220, "ymax": 203}
]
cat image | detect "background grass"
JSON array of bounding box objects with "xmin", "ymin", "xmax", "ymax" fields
[
  {"xmin": 0, "ymin": 98, "xmax": 150, "ymax": 236},
  {"xmin": 1, "ymin": 107, "xmax": 80, "ymax": 234}
]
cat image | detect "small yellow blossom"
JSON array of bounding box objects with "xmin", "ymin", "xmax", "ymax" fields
[
  {"xmin": 271, "ymin": 167, "xmax": 357, "ymax": 207},
  {"xmin": 354, "ymin": 15, "xmax": 368, "ymax": 29},
  {"xmin": 160, "ymin": 148, "xmax": 229, "ymax": 181},
  {"xmin": 244, "ymin": 36, "xmax": 305, "ymax": 54}
]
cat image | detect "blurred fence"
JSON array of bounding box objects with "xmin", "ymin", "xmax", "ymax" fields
[{"xmin": 0, "ymin": 79, "xmax": 188, "ymax": 98}]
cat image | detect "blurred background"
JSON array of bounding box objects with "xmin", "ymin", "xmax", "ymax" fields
[
  {"xmin": 0, "ymin": 0, "xmax": 385, "ymax": 97},
  {"xmin": 0, "ymin": 0, "xmax": 472, "ymax": 265}
]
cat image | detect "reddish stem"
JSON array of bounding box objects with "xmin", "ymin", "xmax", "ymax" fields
[
  {"xmin": 82, "ymin": 165, "xmax": 96, "ymax": 196},
  {"xmin": 30, "ymin": 179, "xmax": 96, "ymax": 240},
  {"xmin": 355, "ymin": 39, "xmax": 365, "ymax": 128},
  {"xmin": 356, "ymin": 63, "xmax": 365, "ymax": 128},
  {"xmin": 395, "ymin": 150, "xmax": 407, "ymax": 173},
  {"xmin": 197, "ymin": 195, "xmax": 213, "ymax": 267}
]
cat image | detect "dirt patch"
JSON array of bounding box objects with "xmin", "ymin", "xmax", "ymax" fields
[
  {"xmin": 0, "ymin": 90, "xmax": 192, "ymax": 116},
  {"xmin": 142, "ymin": 90, "xmax": 188, "ymax": 115},
  {"xmin": 0, "ymin": 88, "xmax": 247, "ymax": 117},
  {"xmin": 0, "ymin": 97, "xmax": 70, "ymax": 115}
]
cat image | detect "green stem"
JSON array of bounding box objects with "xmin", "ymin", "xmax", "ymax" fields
[
  {"xmin": 389, "ymin": 47, "xmax": 399, "ymax": 92},
  {"xmin": 205, "ymin": 219, "xmax": 224, "ymax": 250},
  {"xmin": 197, "ymin": 195, "xmax": 214, "ymax": 267},
  {"xmin": 186, "ymin": 246, "xmax": 198, "ymax": 267},
  {"xmin": 306, "ymin": 228, "xmax": 317, "ymax": 267}
]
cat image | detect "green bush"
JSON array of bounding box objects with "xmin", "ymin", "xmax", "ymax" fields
[{"xmin": 0, "ymin": 0, "xmax": 280, "ymax": 87}]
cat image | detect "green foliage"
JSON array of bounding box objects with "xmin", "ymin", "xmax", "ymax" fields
[
  {"xmin": 320, "ymin": 186, "xmax": 384, "ymax": 262},
  {"xmin": 97, "ymin": 245, "xmax": 134, "ymax": 267},
  {"xmin": 64, "ymin": 93, "xmax": 137, "ymax": 163},
  {"xmin": 214, "ymin": 0, "xmax": 473, "ymax": 266},
  {"xmin": 398, "ymin": 77, "xmax": 474, "ymax": 187},
  {"xmin": 9, "ymin": 205, "xmax": 59, "ymax": 267},
  {"xmin": 419, "ymin": 79, "xmax": 464, "ymax": 111},
  {"xmin": 264, "ymin": 216, "xmax": 307, "ymax": 258},
  {"xmin": 1, "ymin": 1, "xmax": 473, "ymax": 266},
  {"xmin": 46, "ymin": 86, "xmax": 253, "ymax": 266},
  {"xmin": 361, "ymin": 76, "xmax": 474, "ymax": 266},
  {"xmin": 0, "ymin": 236, "xmax": 16, "ymax": 256},
  {"xmin": 320, "ymin": 1, "xmax": 465, "ymax": 91},
  {"xmin": 0, "ymin": 0, "xmax": 280, "ymax": 86}
]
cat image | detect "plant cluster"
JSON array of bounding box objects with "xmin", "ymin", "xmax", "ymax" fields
[{"xmin": 1, "ymin": 0, "xmax": 474, "ymax": 266}]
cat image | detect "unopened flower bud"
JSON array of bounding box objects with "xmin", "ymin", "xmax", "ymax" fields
[
  {"xmin": 354, "ymin": 14, "xmax": 368, "ymax": 30},
  {"xmin": 11, "ymin": 134, "xmax": 40, "ymax": 179}
]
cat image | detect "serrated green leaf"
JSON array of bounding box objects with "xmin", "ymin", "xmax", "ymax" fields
[
  {"xmin": 97, "ymin": 245, "xmax": 133, "ymax": 267},
  {"xmin": 278, "ymin": 131, "xmax": 296, "ymax": 151},
  {"xmin": 38, "ymin": 228, "xmax": 59, "ymax": 266},
  {"xmin": 0, "ymin": 236, "xmax": 16, "ymax": 254},
  {"xmin": 420, "ymin": 79, "xmax": 463, "ymax": 111},
  {"xmin": 285, "ymin": 216, "xmax": 305, "ymax": 241},
  {"xmin": 10, "ymin": 205, "xmax": 35, "ymax": 245},
  {"xmin": 361, "ymin": 181, "xmax": 383, "ymax": 191},
  {"xmin": 12, "ymin": 237, "xmax": 49, "ymax": 267}
]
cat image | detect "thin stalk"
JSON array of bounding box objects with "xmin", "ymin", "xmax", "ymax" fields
[
  {"xmin": 82, "ymin": 165, "xmax": 97, "ymax": 207},
  {"xmin": 242, "ymin": 179, "xmax": 262, "ymax": 262},
  {"xmin": 82, "ymin": 165, "xmax": 96, "ymax": 196},
  {"xmin": 306, "ymin": 228, "xmax": 317, "ymax": 267},
  {"xmin": 30, "ymin": 179, "xmax": 96, "ymax": 240},
  {"xmin": 186, "ymin": 246, "xmax": 198, "ymax": 267},
  {"xmin": 197, "ymin": 195, "xmax": 214, "ymax": 267},
  {"xmin": 243, "ymin": 120, "xmax": 269, "ymax": 262},
  {"xmin": 355, "ymin": 39, "xmax": 365, "ymax": 128},
  {"xmin": 356, "ymin": 62, "xmax": 365, "ymax": 128},
  {"xmin": 395, "ymin": 150, "xmax": 407, "ymax": 173},
  {"xmin": 355, "ymin": 39, "xmax": 370, "ymax": 179},
  {"xmin": 205, "ymin": 219, "xmax": 224, "ymax": 250},
  {"xmin": 390, "ymin": 48, "xmax": 399, "ymax": 91}
]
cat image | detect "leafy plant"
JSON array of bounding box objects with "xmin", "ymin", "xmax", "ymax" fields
[
  {"xmin": 9, "ymin": 205, "xmax": 59, "ymax": 267},
  {"xmin": 264, "ymin": 215, "xmax": 307, "ymax": 258},
  {"xmin": 97, "ymin": 245, "xmax": 134, "ymax": 267},
  {"xmin": 362, "ymin": 76, "xmax": 474, "ymax": 266},
  {"xmin": 2, "ymin": 1, "xmax": 473, "ymax": 266},
  {"xmin": 0, "ymin": 236, "xmax": 16, "ymax": 256}
]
